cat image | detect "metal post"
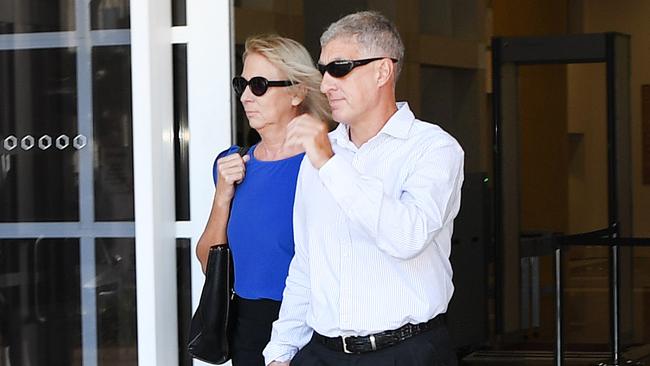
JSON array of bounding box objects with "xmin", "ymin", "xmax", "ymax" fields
[
  {"xmin": 594, "ymin": 33, "xmax": 641, "ymax": 366},
  {"xmin": 554, "ymin": 247, "xmax": 564, "ymax": 366},
  {"xmin": 612, "ymin": 240, "xmax": 621, "ymax": 364}
]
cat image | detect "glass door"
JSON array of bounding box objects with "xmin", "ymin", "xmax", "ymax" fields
[{"xmin": 0, "ymin": 1, "xmax": 136, "ymax": 365}]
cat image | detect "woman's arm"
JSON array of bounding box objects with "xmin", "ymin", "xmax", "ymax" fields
[
  {"xmin": 196, "ymin": 192, "xmax": 232, "ymax": 273},
  {"xmin": 196, "ymin": 152, "xmax": 250, "ymax": 273}
]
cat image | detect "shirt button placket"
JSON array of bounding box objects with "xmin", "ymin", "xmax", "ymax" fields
[
  {"xmin": 339, "ymin": 221, "xmax": 353, "ymax": 328},
  {"xmin": 352, "ymin": 149, "xmax": 361, "ymax": 170}
]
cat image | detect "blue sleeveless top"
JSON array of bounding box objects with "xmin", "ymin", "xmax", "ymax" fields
[{"xmin": 213, "ymin": 145, "xmax": 304, "ymax": 301}]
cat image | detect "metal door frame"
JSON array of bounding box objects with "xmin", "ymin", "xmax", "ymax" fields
[
  {"xmin": 491, "ymin": 32, "xmax": 634, "ymax": 365},
  {"xmin": 0, "ymin": 2, "xmax": 131, "ymax": 366},
  {"xmin": 0, "ymin": 1, "xmax": 234, "ymax": 365}
]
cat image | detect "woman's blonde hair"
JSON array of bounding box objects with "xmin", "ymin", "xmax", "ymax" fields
[{"xmin": 243, "ymin": 34, "xmax": 333, "ymax": 126}]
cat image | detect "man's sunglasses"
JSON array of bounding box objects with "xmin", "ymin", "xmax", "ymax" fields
[
  {"xmin": 232, "ymin": 76, "xmax": 294, "ymax": 97},
  {"xmin": 317, "ymin": 57, "xmax": 398, "ymax": 78}
]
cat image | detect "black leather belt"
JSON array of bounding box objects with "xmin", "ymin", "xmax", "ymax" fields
[{"xmin": 313, "ymin": 314, "xmax": 446, "ymax": 354}]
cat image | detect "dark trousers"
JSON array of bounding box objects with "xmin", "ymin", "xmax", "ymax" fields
[
  {"xmin": 291, "ymin": 323, "xmax": 458, "ymax": 366},
  {"xmin": 230, "ymin": 295, "xmax": 281, "ymax": 366}
]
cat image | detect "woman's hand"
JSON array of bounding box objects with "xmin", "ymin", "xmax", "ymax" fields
[
  {"xmin": 197, "ymin": 150, "xmax": 248, "ymax": 272},
  {"xmin": 215, "ymin": 152, "xmax": 250, "ymax": 206}
]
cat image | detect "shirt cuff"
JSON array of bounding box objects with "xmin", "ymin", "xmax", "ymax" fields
[
  {"xmin": 318, "ymin": 153, "xmax": 359, "ymax": 204},
  {"xmin": 262, "ymin": 344, "xmax": 297, "ymax": 365}
]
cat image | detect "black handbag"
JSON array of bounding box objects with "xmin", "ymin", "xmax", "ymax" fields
[{"xmin": 188, "ymin": 244, "xmax": 234, "ymax": 364}]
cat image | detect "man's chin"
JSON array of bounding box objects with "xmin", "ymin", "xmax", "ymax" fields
[{"xmin": 331, "ymin": 109, "xmax": 350, "ymax": 124}]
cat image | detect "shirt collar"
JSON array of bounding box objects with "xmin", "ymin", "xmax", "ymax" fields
[
  {"xmin": 330, "ymin": 102, "xmax": 415, "ymax": 145},
  {"xmin": 378, "ymin": 101, "xmax": 414, "ymax": 139}
]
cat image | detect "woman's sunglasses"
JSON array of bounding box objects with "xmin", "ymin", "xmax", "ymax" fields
[
  {"xmin": 317, "ymin": 57, "xmax": 398, "ymax": 78},
  {"xmin": 232, "ymin": 76, "xmax": 294, "ymax": 97}
]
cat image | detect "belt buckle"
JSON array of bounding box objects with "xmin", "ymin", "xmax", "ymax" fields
[
  {"xmin": 369, "ymin": 334, "xmax": 377, "ymax": 351},
  {"xmin": 341, "ymin": 335, "xmax": 377, "ymax": 354},
  {"xmin": 341, "ymin": 335, "xmax": 352, "ymax": 354}
]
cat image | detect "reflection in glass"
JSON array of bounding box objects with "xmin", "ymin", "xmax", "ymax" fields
[
  {"xmin": 173, "ymin": 44, "xmax": 190, "ymax": 221},
  {"xmin": 563, "ymin": 246, "xmax": 610, "ymax": 344},
  {"xmin": 90, "ymin": 0, "xmax": 130, "ymax": 30},
  {"xmin": 0, "ymin": 48, "xmax": 79, "ymax": 222},
  {"xmin": 95, "ymin": 238, "xmax": 137, "ymax": 366},
  {"xmin": 0, "ymin": 238, "xmax": 81, "ymax": 366},
  {"xmin": 177, "ymin": 239, "xmax": 192, "ymax": 366},
  {"xmin": 0, "ymin": 0, "xmax": 75, "ymax": 34},
  {"xmin": 92, "ymin": 46, "xmax": 134, "ymax": 221}
]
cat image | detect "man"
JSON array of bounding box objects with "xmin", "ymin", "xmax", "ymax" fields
[{"xmin": 264, "ymin": 10, "xmax": 464, "ymax": 366}]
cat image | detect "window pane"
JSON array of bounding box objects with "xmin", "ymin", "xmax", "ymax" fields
[
  {"xmin": 176, "ymin": 238, "xmax": 192, "ymax": 366},
  {"xmin": 90, "ymin": 0, "xmax": 130, "ymax": 30},
  {"xmin": 0, "ymin": 238, "xmax": 81, "ymax": 365},
  {"xmin": 95, "ymin": 238, "xmax": 137, "ymax": 366},
  {"xmin": 172, "ymin": 0, "xmax": 187, "ymax": 26},
  {"xmin": 92, "ymin": 46, "xmax": 134, "ymax": 221},
  {"xmin": 0, "ymin": 48, "xmax": 79, "ymax": 222},
  {"xmin": 173, "ymin": 44, "xmax": 190, "ymax": 221},
  {"xmin": 0, "ymin": 1, "xmax": 75, "ymax": 34}
]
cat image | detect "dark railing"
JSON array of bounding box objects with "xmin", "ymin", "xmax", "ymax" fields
[{"xmin": 550, "ymin": 229, "xmax": 650, "ymax": 366}]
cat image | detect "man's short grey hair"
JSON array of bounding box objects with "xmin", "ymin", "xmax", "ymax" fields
[{"xmin": 320, "ymin": 11, "xmax": 405, "ymax": 80}]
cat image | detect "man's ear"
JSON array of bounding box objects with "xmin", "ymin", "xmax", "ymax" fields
[
  {"xmin": 291, "ymin": 85, "xmax": 307, "ymax": 106},
  {"xmin": 376, "ymin": 58, "xmax": 394, "ymax": 87}
]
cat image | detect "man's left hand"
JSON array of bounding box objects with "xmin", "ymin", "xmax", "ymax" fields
[{"xmin": 284, "ymin": 114, "xmax": 333, "ymax": 169}]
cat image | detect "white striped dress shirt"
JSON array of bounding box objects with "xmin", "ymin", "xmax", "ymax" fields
[{"xmin": 263, "ymin": 102, "xmax": 465, "ymax": 364}]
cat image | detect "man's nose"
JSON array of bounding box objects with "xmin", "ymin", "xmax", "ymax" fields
[{"xmin": 320, "ymin": 72, "xmax": 335, "ymax": 94}]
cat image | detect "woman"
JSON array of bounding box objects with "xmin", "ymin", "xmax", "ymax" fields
[{"xmin": 196, "ymin": 34, "xmax": 331, "ymax": 366}]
